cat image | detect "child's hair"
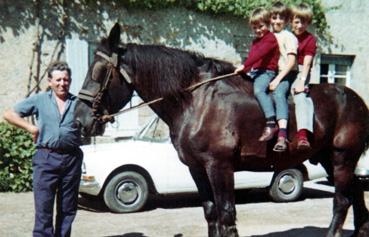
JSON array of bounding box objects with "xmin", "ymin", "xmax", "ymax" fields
[
  {"xmin": 270, "ymin": 1, "xmax": 291, "ymax": 21},
  {"xmin": 291, "ymin": 3, "xmax": 313, "ymax": 24},
  {"xmin": 249, "ymin": 7, "xmax": 271, "ymax": 26}
]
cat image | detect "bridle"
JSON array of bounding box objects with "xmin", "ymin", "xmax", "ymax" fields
[{"xmin": 77, "ymin": 51, "xmax": 132, "ymax": 123}]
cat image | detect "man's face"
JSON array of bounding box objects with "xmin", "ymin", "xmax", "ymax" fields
[
  {"xmin": 271, "ymin": 14, "xmax": 286, "ymax": 33},
  {"xmin": 291, "ymin": 17, "xmax": 308, "ymax": 36},
  {"xmin": 251, "ymin": 21, "xmax": 269, "ymax": 38},
  {"xmin": 48, "ymin": 70, "xmax": 71, "ymax": 99}
]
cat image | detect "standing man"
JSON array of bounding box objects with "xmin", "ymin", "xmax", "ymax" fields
[{"xmin": 3, "ymin": 61, "xmax": 83, "ymax": 237}]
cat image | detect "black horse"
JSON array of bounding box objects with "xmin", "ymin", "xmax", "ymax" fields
[{"xmin": 75, "ymin": 23, "xmax": 369, "ymax": 237}]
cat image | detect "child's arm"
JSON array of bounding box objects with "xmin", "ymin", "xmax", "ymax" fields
[
  {"xmin": 294, "ymin": 55, "xmax": 313, "ymax": 93},
  {"xmin": 234, "ymin": 65, "xmax": 245, "ymax": 74},
  {"xmin": 269, "ymin": 54, "xmax": 297, "ymax": 90}
]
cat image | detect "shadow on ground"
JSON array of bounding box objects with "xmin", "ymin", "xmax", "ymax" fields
[
  {"xmin": 103, "ymin": 233, "xmax": 148, "ymax": 237},
  {"xmin": 248, "ymin": 226, "xmax": 353, "ymax": 237},
  {"xmin": 99, "ymin": 226, "xmax": 354, "ymax": 237},
  {"xmin": 78, "ymin": 184, "xmax": 334, "ymax": 213}
]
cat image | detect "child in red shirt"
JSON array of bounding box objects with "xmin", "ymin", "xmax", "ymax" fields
[
  {"xmin": 290, "ymin": 3, "xmax": 317, "ymax": 150},
  {"xmin": 235, "ymin": 7, "xmax": 280, "ymax": 142}
]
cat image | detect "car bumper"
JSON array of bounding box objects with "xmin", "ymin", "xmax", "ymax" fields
[
  {"xmin": 79, "ymin": 175, "xmax": 101, "ymax": 196},
  {"xmin": 356, "ymin": 168, "xmax": 369, "ymax": 182}
]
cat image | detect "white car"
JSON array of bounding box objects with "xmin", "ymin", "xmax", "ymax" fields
[
  {"xmin": 356, "ymin": 151, "xmax": 369, "ymax": 184},
  {"xmin": 79, "ymin": 117, "xmax": 331, "ymax": 213}
]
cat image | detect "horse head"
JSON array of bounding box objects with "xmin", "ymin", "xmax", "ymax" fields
[{"xmin": 74, "ymin": 23, "xmax": 134, "ymax": 137}]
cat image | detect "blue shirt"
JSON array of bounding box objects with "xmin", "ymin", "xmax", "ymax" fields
[{"xmin": 14, "ymin": 90, "xmax": 81, "ymax": 150}]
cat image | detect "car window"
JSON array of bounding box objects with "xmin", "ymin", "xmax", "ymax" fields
[{"xmin": 139, "ymin": 118, "xmax": 170, "ymax": 142}]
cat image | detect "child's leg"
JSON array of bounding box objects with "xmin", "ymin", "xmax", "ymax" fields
[
  {"xmin": 272, "ymin": 79, "xmax": 290, "ymax": 128},
  {"xmin": 272, "ymin": 78, "xmax": 291, "ymax": 151},
  {"xmin": 253, "ymin": 71, "xmax": 277, "ymax": 141},
  {"xmin": 291, "ymin": 73, "xmax": 314, "ymax": 150},
  {"xmin": 293, "ymin": 93, "xmax": 314, "ymax": 132},
  {"xmin": 253, "ymin": 71, "xmax": 276, "ymax": 119}
]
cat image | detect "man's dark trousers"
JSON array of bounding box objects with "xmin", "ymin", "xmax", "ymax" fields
[{"xmin": 32, "ymin": 148, "xmax": 83, "ymax": 237}]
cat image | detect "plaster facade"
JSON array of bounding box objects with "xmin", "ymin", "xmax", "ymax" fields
[{"xmin": 320, "ymin": 0, "xmax": 369, "ymax": 103}]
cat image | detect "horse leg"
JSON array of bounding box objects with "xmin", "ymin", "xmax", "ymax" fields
[
  {"xmin": 352, "ymin": 176, "xmax": 369, "ymax": 237},
  {"xmin": 327, "ymin": 149, "xmax": 358, "ymax": 237},
  {"xmin": 189, "ymin": 166, "xmax": 220, "ymax": 237},
  {"xmin": 206, "ymin": 160, "xmax": 238, "ymax": 237}
]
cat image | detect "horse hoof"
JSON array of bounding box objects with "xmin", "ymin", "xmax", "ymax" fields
[
  {"xmin": 224, "ymin": 225, "xmax": 238, "ymax": 237},
  {"xmin": 355, "ymin": 221, "xmax": 369, "ymax": 237}
]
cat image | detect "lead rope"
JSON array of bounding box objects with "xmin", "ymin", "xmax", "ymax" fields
[{"xmin": 99, "ymin": 72, "xmax": 238, "ymax": 122}]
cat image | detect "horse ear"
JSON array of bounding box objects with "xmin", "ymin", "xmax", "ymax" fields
[{"xmin": 108, "ymin": 23, "xmax": 121, "ymax": 50}]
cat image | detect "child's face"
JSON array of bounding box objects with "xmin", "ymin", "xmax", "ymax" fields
[
  {"xmin": 270, "ymin": 14, "xmax": 286, "ymax": 33},
  {"xmin": 251, "ymin": 21, "xmax": 269, "ymax": 39},
  {"xmin": 291, "ymin": 16, "xmax": 309, "ymax": 36}
]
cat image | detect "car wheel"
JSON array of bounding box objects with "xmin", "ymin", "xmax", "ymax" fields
[
  {"xmin": 103, "ymin": 171, "xmax": 149, "ymax": 213},
  {"xmin": 269, "ymin": 169, "xmax": 303, "ymax": 202}
]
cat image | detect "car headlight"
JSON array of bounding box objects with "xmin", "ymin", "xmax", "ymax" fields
[{"xmin": 81, "ymin": 175, "xmax": 96, "ymax": 182}]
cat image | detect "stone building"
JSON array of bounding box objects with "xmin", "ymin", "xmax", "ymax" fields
[{"xmin": 0, "ymin": 0, "xmax": 368, "ymax": 139}]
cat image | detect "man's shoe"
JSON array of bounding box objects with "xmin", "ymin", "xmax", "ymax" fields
[
  {"xmin": 258, "ymin": 126, "xmax": 278, "ymax": 142},
  {"xmin": 273, "ymin": 137, "xmax": 287, "ymax": 152},
  {"xmin": 297, "ymin": 138, "xmax": 311, "ymax": 151}
]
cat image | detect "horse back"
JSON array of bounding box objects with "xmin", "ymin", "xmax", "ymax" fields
[
  {"xmin": 175, "ymin": 76, "xmax": 278, "ymax": 170},
  {"xmin": 174, "ymin": 79, "xmax": 369, "ymax": 171},
  {"xmin": 309, "ymin": 83, "xmax": 369, "ymax": 152}
]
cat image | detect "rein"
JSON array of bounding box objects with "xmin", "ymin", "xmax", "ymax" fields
[
  {"xmin": 81, "ymin": 50, "xmax": 237, "ymax": 123},
  {"xmin": 105, "ymin": 72, "xmax": 237, "ymax": 120}
]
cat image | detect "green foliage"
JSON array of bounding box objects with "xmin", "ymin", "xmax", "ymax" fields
[
  {"xmin": 0, "ymin": 123, "xmax": 35, "ymax": 192},
  {"xmin": 112, "ymin": 0, "xmax": 331, "ymax": 41}
]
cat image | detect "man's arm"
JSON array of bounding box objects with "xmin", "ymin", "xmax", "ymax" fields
[{"xmin": 3, "ymin": 109, "xmax": 39, "ymax": 142}]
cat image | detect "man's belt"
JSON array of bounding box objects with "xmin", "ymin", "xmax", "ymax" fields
[{"xmin": 38, "ymin": 147, "xmax": 78, "ymax": 154}]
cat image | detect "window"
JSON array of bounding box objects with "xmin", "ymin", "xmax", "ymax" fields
[
  {"xmin": 66, "ymin": 36, "xmax": 89, "ymax": 95},
  {"xmin": 138, "ymin": 117, "xmax": 169, "ymax": 143},
  {"xmin": 67, "ymin": 38, "xmax": 140, "ymax": 138},
  {"xmin": 320, "ymin": 54, "xmax": 355, "ymax": 87}
]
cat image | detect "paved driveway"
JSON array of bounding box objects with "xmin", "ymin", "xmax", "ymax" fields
[{"xmin": 1, "ymin": 181, "xmax": 368, "ymax": 237}]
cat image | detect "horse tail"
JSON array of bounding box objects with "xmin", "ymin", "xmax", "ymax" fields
[
  {"xmin": 345, "ymin": 87, "xmax": 369, "ymax": 153},
  {"xmin": 323, "ymin": 85, "xmax": 369, "ymax": 159},
  {"xmin": 364, "ymin": 108, "xmax": 369, "ymax": 151}
]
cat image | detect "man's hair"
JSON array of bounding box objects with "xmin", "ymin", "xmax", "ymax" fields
[
  {"xmin": 270, "ymin": 1, "xmax": 291, "ymax": 21},
  {"xmin": 47, "ymin": 61, "xmax": 71, "ymax": 78},
  {"xmin": 291, "ymin": 3, "xmax": 313, "ymax": 24},
  {"xmin": 249, "ymin": 7, "xmax": 271, "ymax": 26}
]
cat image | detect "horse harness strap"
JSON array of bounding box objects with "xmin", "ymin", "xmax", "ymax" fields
[
  {"xmin": 96, "ymin": 51, "xmax": 118, "ymax": 67},
  {"xmin": 78, "ymin": 89, "xmax": 95, "ymax": 102},
  {"xmin": 95, "ymin": 51, "xmax": 133, "ymax": 84}
]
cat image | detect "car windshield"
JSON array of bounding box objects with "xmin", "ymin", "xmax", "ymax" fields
[{"xmin": 135, "ymin": 117, "xmax": 170, "ymax": 142}]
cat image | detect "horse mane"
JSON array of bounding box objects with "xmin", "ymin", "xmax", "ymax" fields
[
  {"xmin": 97, "ymin": 38, "xmax": 248, "ymax": 100},
  {"xmin": 122, "ymin": 43, "xmax": 237, "ymax": 100}
]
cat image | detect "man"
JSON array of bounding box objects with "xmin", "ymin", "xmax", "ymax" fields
[{"xmin": 3, "ymin": 61, "xmax": 83, "ymax": 237}]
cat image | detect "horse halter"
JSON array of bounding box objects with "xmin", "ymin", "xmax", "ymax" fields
[{"xmin": 78, "ymin": 51, "xmax": 132, "ymax": 123}]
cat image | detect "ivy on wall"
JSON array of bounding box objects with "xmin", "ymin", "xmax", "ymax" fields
[{"xmin": 100, "ymin": 0, "xmax": 331, "ymax": 42}]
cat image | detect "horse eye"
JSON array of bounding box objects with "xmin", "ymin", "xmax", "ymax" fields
[{"xmin": 91, "ymin": 62, "xmax": 106, "ymax": 82}]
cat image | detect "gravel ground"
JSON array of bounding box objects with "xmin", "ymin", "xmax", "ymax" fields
[{"xmin": 1, "ymin": 181, "xmax": 368, "ymax": 237}]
